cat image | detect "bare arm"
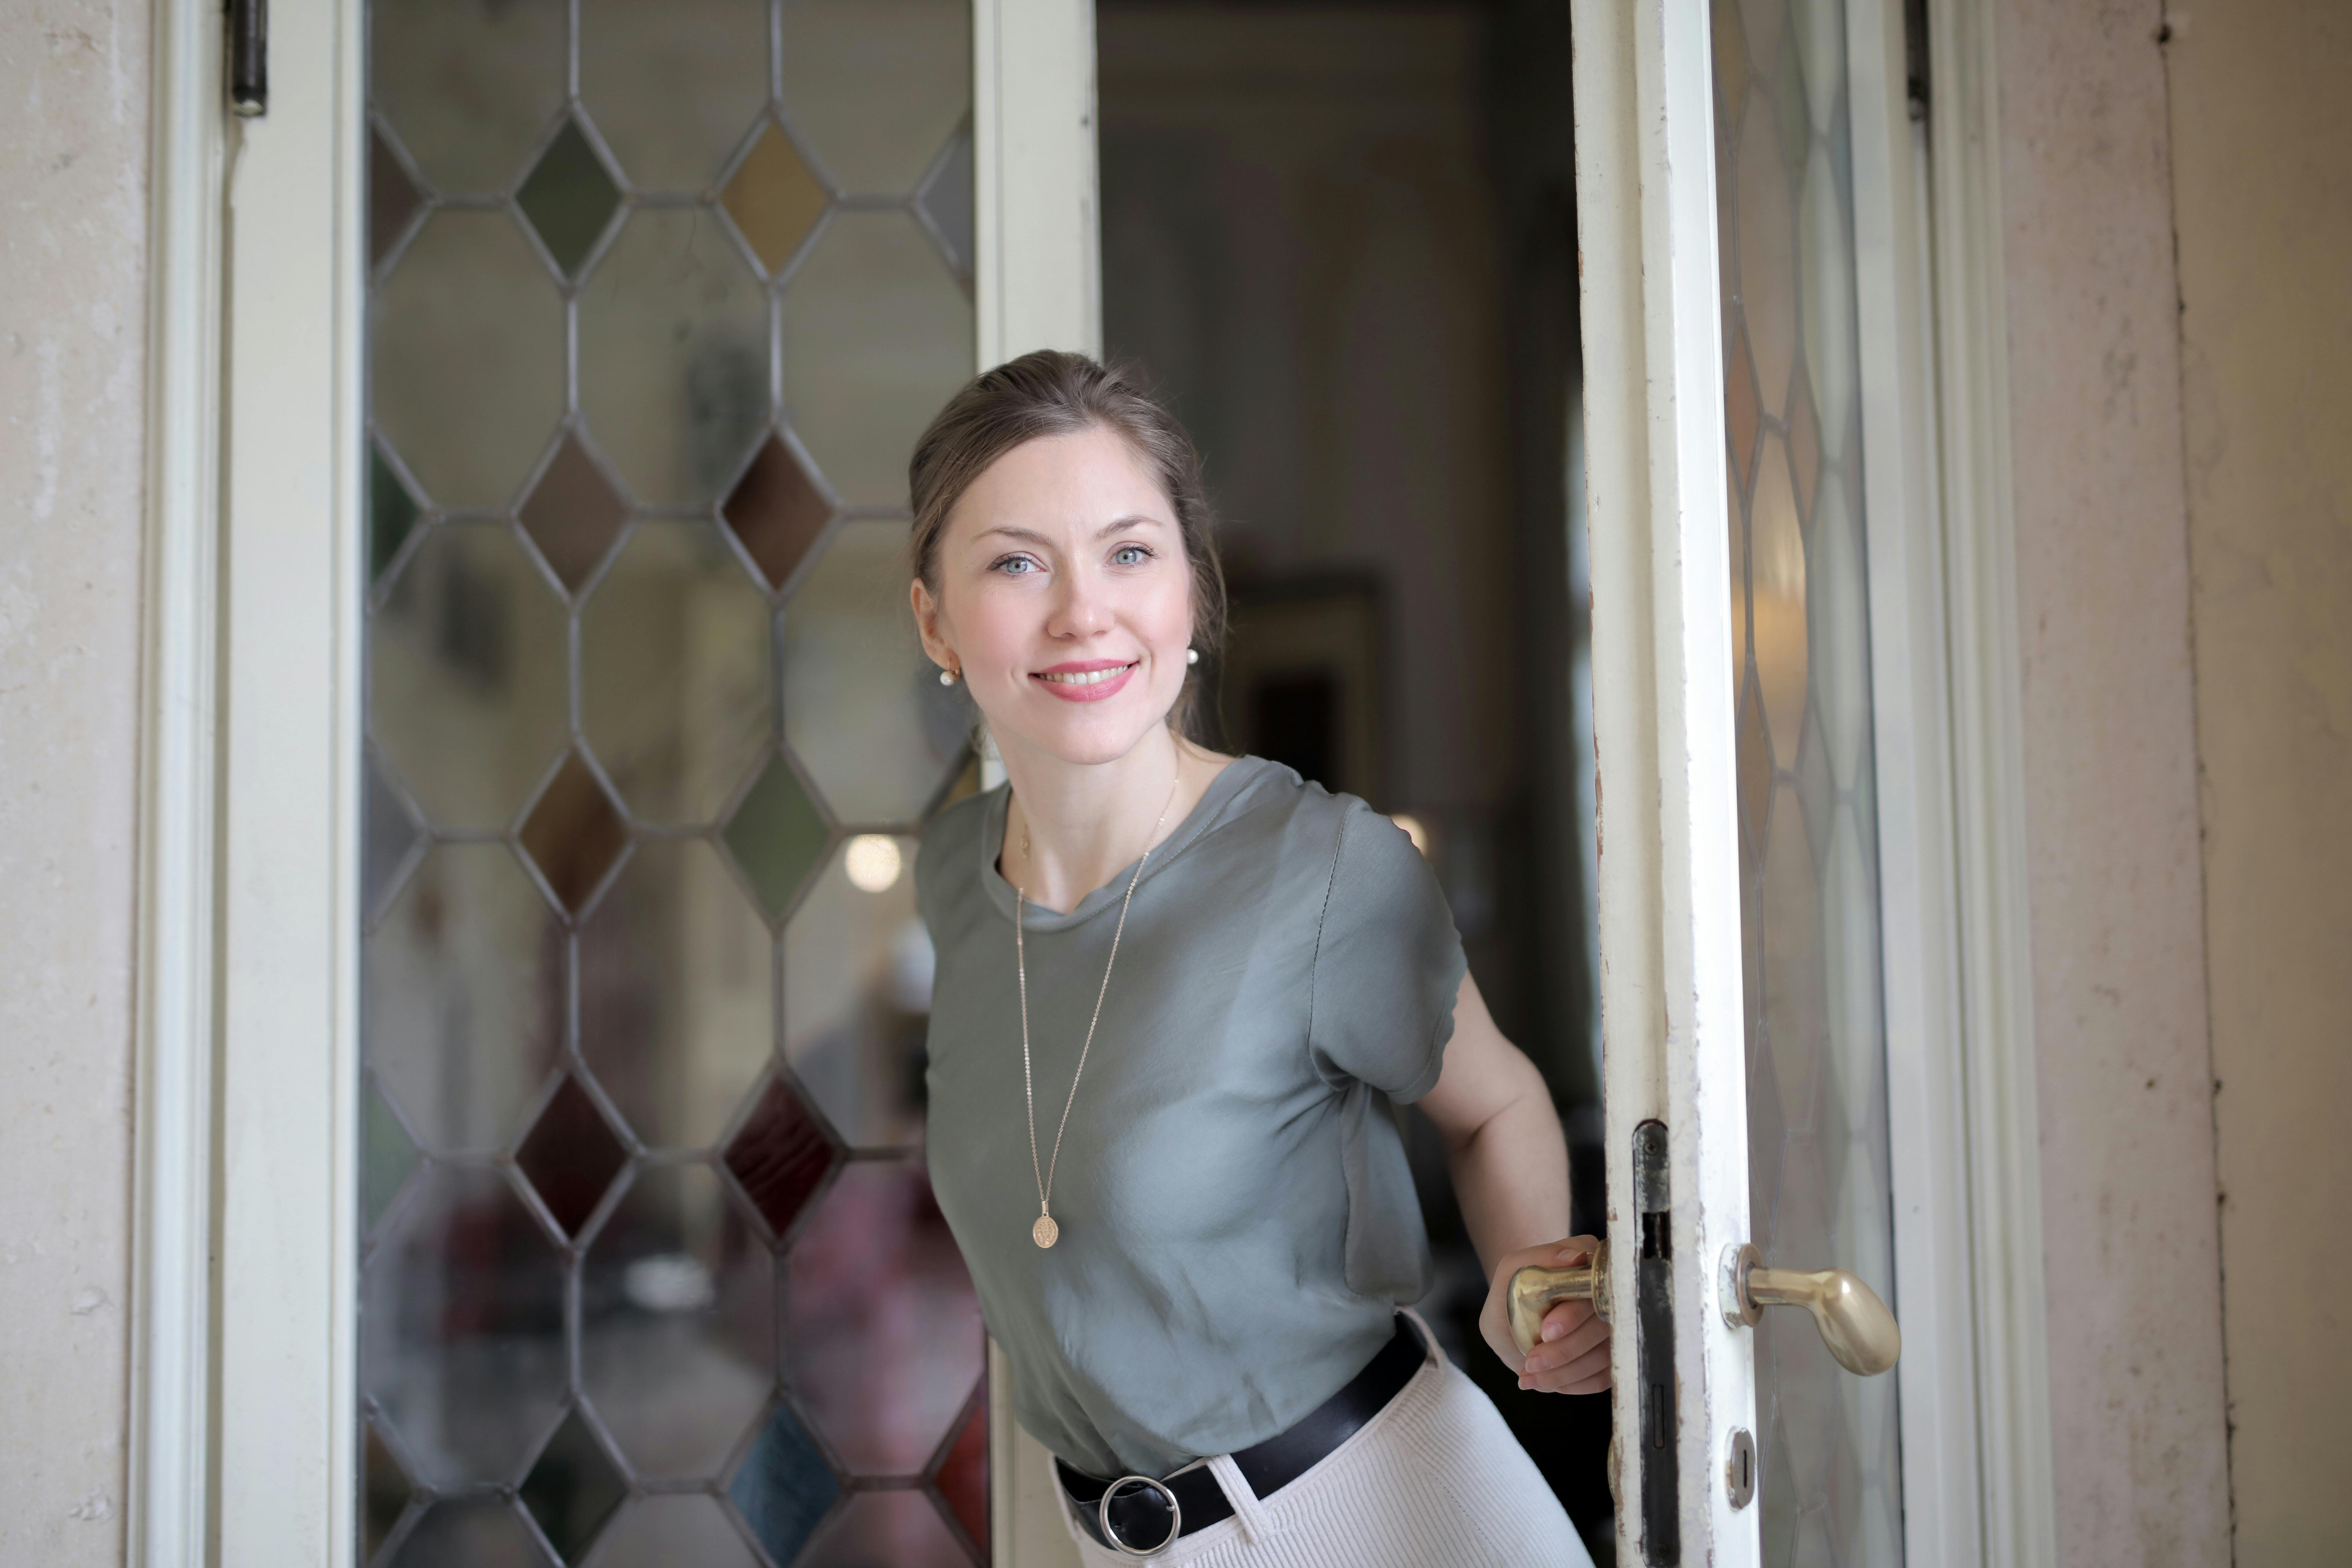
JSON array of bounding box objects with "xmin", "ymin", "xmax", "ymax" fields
[{"xmin": 1416, "ymin": 971, "xmax": 1611, "ymax": 1395}]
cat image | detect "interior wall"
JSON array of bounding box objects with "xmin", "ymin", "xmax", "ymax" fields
[
  {"xmin": 2164, "ymin": 2, "xmax": 2352, "ymax": 1560},
  {"xmin": 1989, "ymin": 0, "xmax": 2232, "ymax": 1562},
  {"xmin": 0, "ymin": 2, "xmax": 151, "ymax": 1563}
]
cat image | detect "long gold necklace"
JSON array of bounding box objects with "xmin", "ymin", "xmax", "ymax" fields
[{"xmin": 1013, "ymin": 771, "xmax": 1183, "ymax": 1249}]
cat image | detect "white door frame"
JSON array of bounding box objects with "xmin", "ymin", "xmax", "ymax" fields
[
  {"xmin": 131, "ymin": 0, "xmax": 1102, "ymax": 1563},
  {"xmin": 1567, "ymin": 0, "xmax": 2055, "ymax": 1562}
]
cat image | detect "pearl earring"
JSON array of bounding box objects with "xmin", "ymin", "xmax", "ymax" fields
[
  {"xmin": 1185, "ymin": 648, "xmax": 1200, "ymax": 666},
  {"xmin": 939, "ymin": 666, "xmax": 959, "ymax": 687}
]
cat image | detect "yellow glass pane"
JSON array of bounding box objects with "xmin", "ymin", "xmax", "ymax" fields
[{"xmin": 722, "ymin": 122, "xmax": 833, "ymax": 276}]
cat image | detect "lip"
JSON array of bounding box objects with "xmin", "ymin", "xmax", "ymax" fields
[{"xmin": 1030, "ymin": 658, "xmax": 1140, "ymax": 703}]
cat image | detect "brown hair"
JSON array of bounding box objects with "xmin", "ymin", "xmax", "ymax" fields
[{"xmin": 908, "ymin": 350, "xmax": 1226, "ymax": 740}]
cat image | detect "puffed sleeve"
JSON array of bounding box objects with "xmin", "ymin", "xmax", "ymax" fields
[{"xmin": 1306, "ymin": 799, "xmax": 1467, "ymax": 1102}]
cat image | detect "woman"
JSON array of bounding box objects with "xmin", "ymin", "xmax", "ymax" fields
[{"xmin": 909, "ymin": 351, "xmax": 1607, "ymax": 1566}]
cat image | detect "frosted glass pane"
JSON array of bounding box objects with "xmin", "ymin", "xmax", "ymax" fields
[
  {"xmin": 579, "ymin": 0, "xmax": 768, "ymax": 194},
  {"xmin": 372, "ymin": 0, "xmax": 566, "ymax": 196},
  {"xmin": 783, "ymin": 836, "xmax": 929, "ymax": 1151},
  {"xmin": 780, "ymin": 0, "xmax": 971, "ymax": 195}
]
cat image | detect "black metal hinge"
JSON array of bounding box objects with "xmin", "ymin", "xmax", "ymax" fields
[{"xmin": 229, "ymin": 0, "xmax": 267, "ymax": 118}]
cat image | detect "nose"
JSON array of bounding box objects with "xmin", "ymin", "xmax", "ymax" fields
[{"xmin": 1043, "ymin": 562, "xmax": 1112, "ymax": 639}]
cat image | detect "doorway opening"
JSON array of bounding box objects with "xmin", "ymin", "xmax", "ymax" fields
[{"xmin": 1098, "ymin": 1, "xmax": 1609, "ymax": 1553}]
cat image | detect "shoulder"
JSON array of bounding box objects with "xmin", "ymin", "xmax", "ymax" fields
[
  {"xmin": 1210, "ymin": 760, "xmax": 1427, "ymax": 904},
  {"xmin": 913, "ymin": 783, "xmax": 1001, "ymax": 920}
]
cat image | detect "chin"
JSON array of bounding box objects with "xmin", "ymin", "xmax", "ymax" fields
[{"xmin": 998, "ymin": 684, "xmax": 1184, "ymax": 769}]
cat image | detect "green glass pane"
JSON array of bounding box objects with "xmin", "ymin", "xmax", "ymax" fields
[
  {"xmin": 517, "ymin": 117, "xmax": 622, "ymax": 277},
  {"xmin": 579, "ymin": 207, "xmax": 769, "ymax": 508},
  {"xmin": 580, "ymin": 1164, "xmax": 774, "ymax": 1479},
  {"xmin": 363, "ymin": 1168, "xmax": 567, "ymax": 1485},
  {"xmin": 722, "ymin": 756, "xmax": 829, "ymax": 921},
  {"xmin": 362, "ymin": 1081, "xmax": 417, "ymax": 1235},
  {"xmin": 375, "ymin": 208, "xmax": 565, "ymax": 510},
  {"xmin": 777, "ymin": 211, "xmax": 972, "ymax": 508},
  {"xmin": 780, "ymin": 520, "xmax": 970, "ymax": 825},
  {"xmin": 368, "ymin": 444, "xmax": 420, "ymax": 585},
  {"xmin": 372, "ymin": 0, "xmax": 566, "ymax": 196},
  {"xmin": 780, "ymin": 0, "xmax": 971, "ymax": 195},
  {"xmin": 519, "ymin": 1408, "xmax": 627, "ymax": 1563},
  {"xmin": 783, "ymin": 837, "xmax": 926, "ymax": 1152},
  {"xmin": 365, "ymin": 845, "xmax": 562, "ymax": 1156},
  {"xmin": 591, "ymin": 1496, "xmax": 763, "ymax": 1568},
  {"xmin": 581, "ymin": 521, "xmax": 774, "ymax": 827},
  {"xmin": 581, "ymin": 840, "xmax": 776, "ymax": 1151}
]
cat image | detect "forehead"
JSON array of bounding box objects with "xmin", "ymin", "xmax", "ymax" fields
[{"xmin": 949, "ymin": 425, "xmax": 1172, "ymax": 540}]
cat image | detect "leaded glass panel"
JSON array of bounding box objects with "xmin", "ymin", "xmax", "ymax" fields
[
  {"xmin": 361, "ymin": 1, "xmax": 981, "ymax": 1559},
  {"xmin": 1710, "ymin": 0, "xmax": 1905, "ymax": 1558}
]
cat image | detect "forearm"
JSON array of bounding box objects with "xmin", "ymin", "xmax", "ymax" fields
[{"xmin": 1442, "ymin": 1082, "xmax": 1571, "ymax": 1277}]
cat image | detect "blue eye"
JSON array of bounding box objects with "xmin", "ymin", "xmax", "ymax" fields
[
  {"xmin": 1112, "ymin": 545, "xmax": 1152, "ymax": 567},
  {"xmin": 993, "ymin": 555, "xmax": 1038, "ymax": 575}
]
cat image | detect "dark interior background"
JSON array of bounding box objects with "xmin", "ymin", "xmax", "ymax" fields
[{"xmin": 1097, "ymin": 0, "xmax": 1611, "ymax": 1554}]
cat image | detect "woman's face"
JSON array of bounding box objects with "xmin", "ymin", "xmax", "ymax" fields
[{"xmin": 912, "ymin": 425, "xmax": 1193, "ymax": 770}]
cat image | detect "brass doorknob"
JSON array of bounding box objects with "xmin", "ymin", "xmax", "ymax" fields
[
  {"xmin": 1508, "ymin": 1242, "xmax": 1611, "ymax": 1355},
  {"xmin": 1718, "ymin": 1242, "xmax": 1900, "ymax": 1376}
]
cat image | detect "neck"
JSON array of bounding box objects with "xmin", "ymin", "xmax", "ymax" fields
[{"xmin": 998, "ymin": 725, "xmax": 1212, "ymax": 914}]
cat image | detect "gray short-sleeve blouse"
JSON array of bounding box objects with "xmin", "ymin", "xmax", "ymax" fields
[{"xmin": 916, "ymin": 756, "xmax": 1467, "ymax": 1478}]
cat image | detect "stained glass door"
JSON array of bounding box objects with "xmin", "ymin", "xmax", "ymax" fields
[
  {"xmin": 357, "ymin": 1, "xmax": 989, "ymax": 1562},
  {"xmin": 1712, "ymin": 0, "xmax": 1904, "ymax": 1558}
]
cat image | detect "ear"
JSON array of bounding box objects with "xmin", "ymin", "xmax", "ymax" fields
[{"xmin": 910, "ymin": 577, "xmax": 956, "ymax": 673}]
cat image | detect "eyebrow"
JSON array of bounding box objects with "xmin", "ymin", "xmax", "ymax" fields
[{"xmin": 975, "ymin": 514, "xmax": 1168, "ymax": 546}]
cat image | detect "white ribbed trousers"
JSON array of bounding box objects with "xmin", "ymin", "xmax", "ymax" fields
[{"xmin": 1057, "ymin": 1316, "xmax": 1597, "ymax": 1568}]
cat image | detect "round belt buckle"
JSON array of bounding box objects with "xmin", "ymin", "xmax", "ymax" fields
[{"xmin": 1099, "ymin": 1474, "xmax": 1182, "ymax": 1557}]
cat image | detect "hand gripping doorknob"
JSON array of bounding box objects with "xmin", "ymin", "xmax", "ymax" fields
[
  {"xmin": 1507, "ymin": 1243, "xmax": 1611, "ymax": 1356},
  {"xmin": 1718, "ymin": 1242, "xmax": 1901, "ymax": 1376}
]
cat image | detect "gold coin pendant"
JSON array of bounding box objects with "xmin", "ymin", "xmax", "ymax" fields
[{"xmin": 1032, "ymin": 1214, "xmax": 1060, "ymax": 1249}]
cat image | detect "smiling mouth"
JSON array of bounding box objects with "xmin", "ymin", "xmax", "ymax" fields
[{"xmin": 1034, "ymin": 662, "xmax": 1138, "ymax": 687}]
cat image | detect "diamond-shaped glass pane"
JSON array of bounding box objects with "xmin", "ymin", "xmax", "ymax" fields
[
  {"xmin": 371, "ymin": 522, "xmax": 570, "ymax": 831},
  {"xmin": 579, "ymin": 0, "xmax": 768, "ymax": 194},
  {"xmin": 519, "ymin": 753, "xmax": 631, "ymax": 914},
  {"xmin": 915, "ymin": 128, "xmax": 974, "ymax": 278},
  {"xmin": 517, "ymin": 1076, "xmax": 629, "ymax": 1236},
  {"xmin": 390, "ymin": 1496, "xmax": 551, "ymax": 1567},
  {"xmin": 363, "ymin": 1080, "xmax": 419, "ymax": 1236},
  {"xmin": 780, "ymin": 0, "xmax": 971, "ymax": 195},
  {"xmin": 363, "ymin": 747, "xmax": 421, "ymax": 923},
  {"xmin": 778, "ymin": 212, "xmax": 973, "ymax": 507},
  {"xmin": 364, "ymin": 1167, "xmax": 567, "ymax": 1485},
  {"xmin": 366, "ymin": 845, "xmax": 561, "ymax": 1156},
  {"xmin": 579, "ymin": 208, "xmax": 769, "ymax": 509},
  {"xmin": 729, "ymin": 1404, "xmax": 840, "ymax": 1566},
  {"xmin": 375, "ymin": 210, "xmax": 564, "ymax": 510},
  {"xmin": 722, "ymin": 756, "xmax": 830, "ymax": 921},
  {"xmin": 520, "ymin": 435, "xmax": 629, "ymax": 597},
  {"xmin": 1734, "ymin": 87, "xmax": 1797, "ymax": 418},
  {"xmin": 368, "ymin": 443, "xmax": 423, "ymax": 587},
  {"xmin": 782, "ymin": 520, "xmax": 970, "ymax": 824},
  {"xmin": 929, "ymin": 1392, "xmax": 987, "ymax": 1552},
  {"xmin": 721, "ymin": 123, "xmax": 830, "ymax": 276},
  {"xmin": 589, "ymin": 1495, "xmax": 763, "ymax": 1568},
  {"xmin": 370, "ymin": 125, "xmax": 425, "ymax": 271},
  {"xmin": 784, "ymin": 1159, "xmax": 981, "ymax": 1475},
  {"xmin": 582, "ymin": 522, "xmax": 774, "ymax": 827},
  {"xmin": 582, "ymin": 1164, "xmax": 775, "ymax": 1479},
  {"xmin": 814, "ymin": 1490, "xmax": 969, "ymax": 1566},
  {"xmin": 372, "ymin": 0, "xmax": 565, "ymax": 196},
  {"xmin": 784, "ymin": 837, "xmax": 928, "ymax": 1152},
  {"xmin": 520, "ymin": 1407, "xmax": 627, "ymax": 1564},
  {"xmin": 725, "ymin": 435, "xmax": 834, "ymax": 593},
  {"xmin": 364, "ymin": 1420, "xmax": 415, "ymax": 1564},
  {"xmin": 1750, "ymin": 433, "xmax": 1807, "ymax": 759},
  {"xmin": 725, "ymin": 1078, "xmax": 839, "ymax": 1239},
  {"xmin": 518, "ymin": 117, "xmax": 622, "ymax": 278},
  {"xmin": 581, "ymin": 840, "xmax": 776, "ymax": 1150}
]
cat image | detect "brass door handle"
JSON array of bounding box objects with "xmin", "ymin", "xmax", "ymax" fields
[
  {"xmin": 1718, "ymin": 1243, "xmax": 1900, "ymax": 1376},
  {"xmin": 1508, "ymin": 1242, "xmax": 1611, "ymax": 1355}
]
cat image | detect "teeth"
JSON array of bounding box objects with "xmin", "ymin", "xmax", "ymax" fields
[{"xmin": 1038, "ymin": 665, "xmax": 1133, "ymax": 686}]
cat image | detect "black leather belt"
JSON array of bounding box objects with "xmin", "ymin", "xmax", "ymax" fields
[{"xmin": 1056, "ymin": 1316, "xmax": 1427, "ymax": 1556}]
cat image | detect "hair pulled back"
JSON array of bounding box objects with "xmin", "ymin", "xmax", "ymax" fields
[{"xmin": 908, "ymin": 350, "xmax": 1226, "ymax": 740}]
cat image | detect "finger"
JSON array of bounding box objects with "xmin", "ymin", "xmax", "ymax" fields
[
  {"xmin": 1525, "ymin": 1313, "xmax": 1612, "ymax": 1373},
  {"xmin": 1522, "ymin": 1345, "xmax": 1614, "ymax": 1393},
  {"xmin": 1537, "ymin": 1299, "xmax": 1593, "ymax": 1343}
]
